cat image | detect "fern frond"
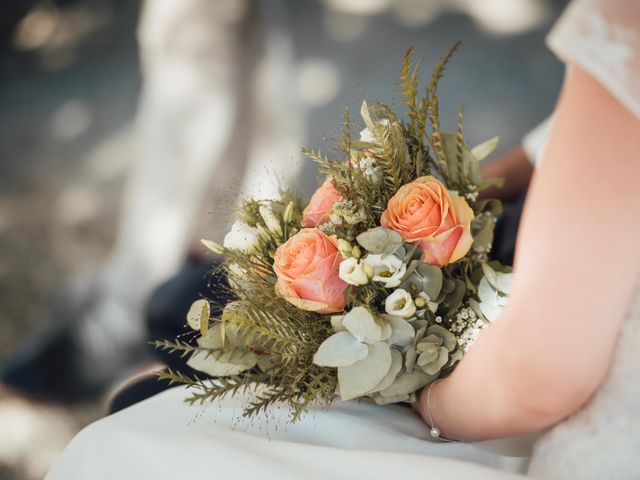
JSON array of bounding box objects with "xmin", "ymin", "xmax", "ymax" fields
[
  {"xmin": 399, "ymin": 47, "xmax": 425, "ymax": 137},
  {"xmin": 155, "ymin": 368, "xmax": 201, "ymax": 386},
  {"xmin": 152, "ymin": 339, "xmax": 200, "ymax": 359},
  {"xmin": 427, "ymin": 41, "xmax": 461, "ymax": 98},
  {"xmin": 455, "ymin": 106, "xmax": 465, "ymax": 184},
  {"xmin": 184, "ymin": 374, "xmax": 256, "ymax": 405},
  {"xmin": 427, "ymin": 95, "xmax": 449, "ymax": 181}
]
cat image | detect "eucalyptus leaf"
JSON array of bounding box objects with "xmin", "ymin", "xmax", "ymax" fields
[
  {"xmin": 356, "ymin": 227, "xmax": 403, "ymax": 254},
  {"xmin": 419, "ymin": 346, "xmax": 449, "ymax": 375},
  {"xmin": 475, "ymin": 198, "xmax": 503, "ymax": 215},
  {"xmin": 417, "ymin": 346, "xmax": 439, "ymax": 365},
  {"xmin": 313, "ymin": 332, "xmax": 369, "ymax": 367},
  {"xmin": 404, "ymin": 347, "xmax": 417, "ymax": 373},
  {"xmin": 256, "ymin": 354, "xmax": 278, "ymax": 372},
  {"xmin": 479, "ymin": 302, "xmax": 504, "ymax": 323},
  {"xmin": 197, "ymin": 325, "xmax": 225, "ymax": 350},
  {"xmin": 471, "ymin": 136, "xmax": 499, "ymax": 161},
  {"xmin": 377, "ymin": 316, "xmax": 393, "ymax": 341},
  {"xmin": 378, "ymin": 369, "xmax": 434, "ymax": 398},
  {"xmin": 187, "ymin": 351, "xmax": 254, "ymax": 377},
  {"xmin": 366, "ymin": 348, "xmax": 403, "ymax": 395},
  {"xmin": 479, "ymin": 177, "xmax": 505, "ymax": 191},
  {"xmin": 343, "ymin": 306, "xmax": 383, "ymax": 343},
  {"xmin": 338, "ymin": 342, "xmax": 393, "ymax": 401},
  {"xmin": 481, "ymin": 263, "xmax": 499, "ymax": 289},
  {"xmin": 468, "ymin": 298, "xmax": 485, "ymax": 319},
  {"xmin": 197, "ymin": 322, "xmax": 246, "ymax": 351},
  {"xmin": 416, "ymin": 264, "xmax": 443, "ymax": 300},
  {"xmin": 427, "ymin": 325, "xmax": 458, "ymax": 351},
  {"xmin": 186, "ymin": 299, "xmax": 210, "ymax": 335},
  {"xmin": 217, "ymin": 349, "xmax": 259, "ymax": 365},
  {"xmin": 473, "ymin": 216, "xmax": 496, "ymax": 254},
  {"xmin": 446, "ymin": 347, "xmax": 464, "ymax": 368},
  {"xmin": 445, "ymin": 279, "xmax": 466, "ymax": 316},
  {"xmin": 441, "ymin": 279, "xmax": 456, "ymax": 294},
  {"xmin": 383, "ymin": 315, "xmax": 415, "ymax": 347}
]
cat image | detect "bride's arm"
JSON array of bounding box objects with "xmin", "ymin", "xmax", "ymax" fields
[{"xmin": 415, "ymin": 66, "xmax": 640, "ymax": 441}]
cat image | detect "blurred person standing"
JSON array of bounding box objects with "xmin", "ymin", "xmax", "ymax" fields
[{"xmin": 1, "ymin": 0, "xmax": 304, "ymax": 402}]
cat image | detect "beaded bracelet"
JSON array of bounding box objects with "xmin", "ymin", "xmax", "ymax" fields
[{"xmin": 426, "ymin": 379, "xmax": 456, "ymax": 442}]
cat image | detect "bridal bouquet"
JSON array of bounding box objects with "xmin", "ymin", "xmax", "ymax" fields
[{"xmin": 157, "ymin": 45, "xmax": 513, "ymax": 421}]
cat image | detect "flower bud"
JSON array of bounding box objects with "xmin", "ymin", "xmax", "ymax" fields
[
  {"xmin": 337, "ymin": 239, "xmax": 353, "ymax": 258},
  {"xmin": 283, "ymin": 201, "xmax": 295, "ymax": 224},
  {"xmin": 259, "ymin": 204, "xmax": 283, "ymax": 237},
  {"xmin": 201, "ymin": 238, "xmax": 225, "ymax": 255}
]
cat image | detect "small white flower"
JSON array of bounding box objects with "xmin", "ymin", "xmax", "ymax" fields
[
  {"xmin": 363, "ymin": 253, "xmax": 406, "ymax": 288},
  {"xmin": 478, "ymin": 271, "xmax": 513, "ymax": 322},
  {"xmin": 337, "ymin": 238, "xmax": 353, "ymax": 258},
  {"xmin": 359, "ymin": 119, "xmax": 390, "ymax": 144},
  {"xmin": 359, "ymin": 127, "xmax": 376, "ymax": 143},
  {"xmin": 358, "ymin": 156, "xmax": 383, "ymax": 183},
  {"xmin": 339, "ymin": 257, "xmax": 369, "ymax": 286},
  {"xmin": 223, "ymin": 221, "xmax": 259, "ymax": 253},
  {"xmin": 385, "ymin": 289, "xmax": 416, "ymax": 318}
]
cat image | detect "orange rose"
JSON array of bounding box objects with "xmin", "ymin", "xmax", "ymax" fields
[
  {"xmin": 380, "ymin": 176, "xmax": 473, "ymax": 267},
  {"xmin": 273, "ymin": 228, "xmax": 348, "ymax": 313},
  {"xmin": 302, "ymin": 178, "xmax": 343, "ymax": 227}
]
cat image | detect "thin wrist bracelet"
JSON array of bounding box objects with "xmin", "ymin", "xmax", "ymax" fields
[{"xmin": 426, "ymin": 379, "xmax": 455, "ymax": 442}]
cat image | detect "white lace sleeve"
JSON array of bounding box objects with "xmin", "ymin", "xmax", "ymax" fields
[{"xmin": 547, "ymin": 0, "xmax": 640, "ymax": 119}]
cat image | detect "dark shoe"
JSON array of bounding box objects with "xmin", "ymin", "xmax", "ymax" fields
[{"xmin": 1, "ymin": 284, "xmax": 151, "ymax": 403}]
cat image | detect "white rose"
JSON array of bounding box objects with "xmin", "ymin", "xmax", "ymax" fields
[
  {"xmin": 478, "ymin": 271, "xmax": 513, "ymax": 322},
  {"xmin": 339, "ymin": 257, "xmax": 369, "ymax": 286},
  {"xmin": 385, "ymin": 289, "xmax": 416, "ymax": 318},
  {"xmin": 363, "ymin": 253, "xmax": 406, "ymax": 288},
  {"xmin": 223, "ymin": 220, "xmax": 259, "ymax": 253}
]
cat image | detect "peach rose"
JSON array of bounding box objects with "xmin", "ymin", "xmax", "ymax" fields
[
  {"xmin": 302, "ymin": 178, "xmax": 343, "ymax": 227},
  {"xmin": 380, "ymin": 176, "xmax": 473, "ymax": 267},
  {"xmin": 273, "ymin": 228, "xmax": 348, "ymax": 313}
]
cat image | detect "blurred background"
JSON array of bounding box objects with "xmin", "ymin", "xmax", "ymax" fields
[{"xmin": 0, "ymin": 0, "xmax": 565, "ymax": 478}]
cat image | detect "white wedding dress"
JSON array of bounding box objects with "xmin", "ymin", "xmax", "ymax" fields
[{"xmin": 46, "ymin": 1, "xmax": 640, "ymax": 478}]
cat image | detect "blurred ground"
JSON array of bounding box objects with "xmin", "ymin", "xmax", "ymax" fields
[{"xmin": 0, "ymin": 0, "xmax": 564, "ymax": 478}]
